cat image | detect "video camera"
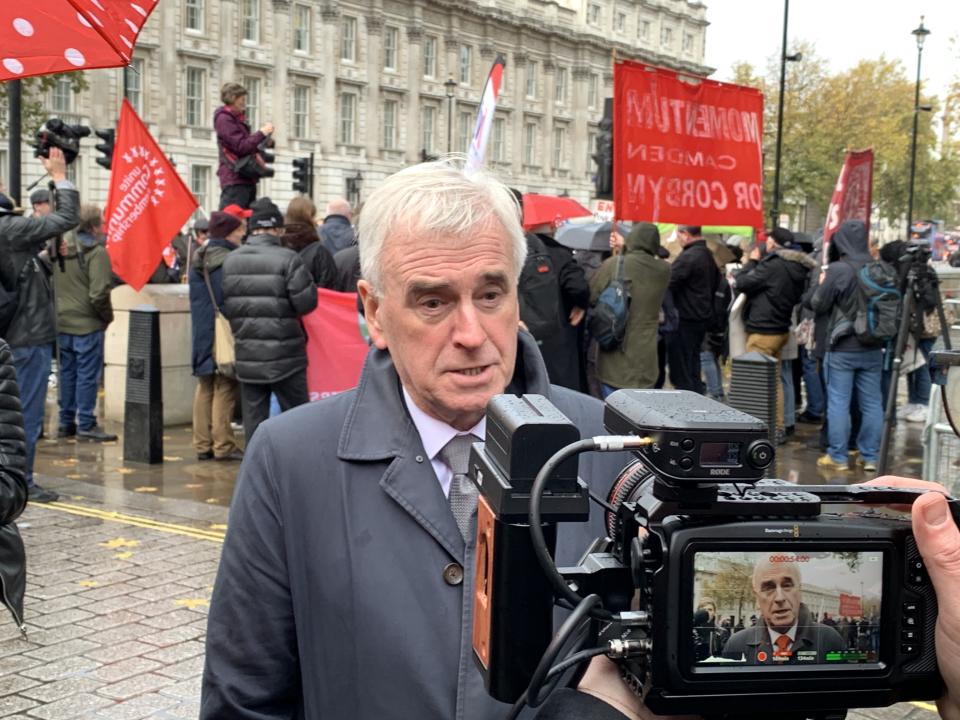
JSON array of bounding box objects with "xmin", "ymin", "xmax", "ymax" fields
[
  {"xmin": 469, "ymin": 390, "xmax": 957, "ymax": 720},
  {"xmin": 33, "ymin": 118, "xmax": 90, "ymax": 165}
]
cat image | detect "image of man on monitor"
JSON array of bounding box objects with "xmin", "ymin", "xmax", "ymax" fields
[{"xmin": 721, "ymin": 558, "xmax": 846, "ymax": 664}]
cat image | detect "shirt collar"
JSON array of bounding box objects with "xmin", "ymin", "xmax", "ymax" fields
[{"xmin": 402, "ymin": 387, "xmax": 486, "ymax": 462}]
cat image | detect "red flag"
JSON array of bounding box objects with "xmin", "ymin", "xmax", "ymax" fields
[
  {"xmin": 303, "ymin": 289, "xmax": 369, "ymax": 401},
  {"xmin": 105, "ymin": 99, "xmax": 198, "ymax": 290},
  {"xmin": 821, "ymin": 149, "xmax": 873, "ymax": 269}
]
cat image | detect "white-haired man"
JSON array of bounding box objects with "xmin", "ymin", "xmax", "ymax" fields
[
  {"xmin": 201, "ymin": 161, "xmax": 627, "ymax": 719},
  {"xmin": 319, "ymin": 196, "xmax": 356, "ymax": 254}
]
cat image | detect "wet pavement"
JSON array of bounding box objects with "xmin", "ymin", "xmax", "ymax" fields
[{"xmin": 0, "ymin": 390, "xmax": 942, "ymax": 719}]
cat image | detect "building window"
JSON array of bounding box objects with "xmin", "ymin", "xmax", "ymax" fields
[
  {"xmin": 459, "ymin": 45, "xmax": 472, "ymax": 85},
  {"xmin": 383, "ymin": 99, "xmax": 398, "ymax": 149},
  {"xmin": 190, "ymin": 165, "xmax": 210, "ymax": 213},
  {"xmin": 383, "ymin": 26, "xmax": 399, "ymax": 70},
  {"xmin": 339, "ymin": 92, "xmax": 356, "ymax": 144},
  {"xmin": 242, "ymin": 0, "xmax": 259, "ymax": 42},
  {"xmin": 614, "ymin": 11, "xmax": 626, "ymax": 32},
  {"xmin": 523, "ymin": 121, "xmax": 538, "ymax": 165},
  {"xmin": 456, "ymin": 111, "xmax": 472, "ymax": 153},
  {"xmin": 293, "ymin": 5, "xmax": 311, "ymax": 52},
  {"xmin": 185, "ymin": 0, "xmax": 204, "ymax": 32},
  {"xmin": 340, "ymin": 16, "xmax": 357, "ymax": 62},
  {"xmin": 51, "ymin": 77, "xmax": 72, "ymax": 113},
  {"xmin": 588, "ymin": 73, "xmax": 599, "ymax": 109},
  {"xmin": 587, "ymin": 3, "xmax": 601, "ymax": 26},
  {"xmin": 185, "ymin": 67, "xmax": 205, "ymax": 126},
  {"xmin": 423, "ymin": 35, "xmax": 437, "ymax": 78},
  {"xmin": 552, "ymin": 125, "xmax": 567, "ymax": 169},
  {"xmin": 683, "ymin": 32, "xmax": 695, "ymax": 53},
  {"xmin": 554, "ymin": 68, "xmax": 567, "ymax": 104},
  {"xmin": 243, "ymin": 76, "xmax": 260, "ymax": 129},
  {"xmin": 421, "ymin": 105, "xmax": 436, "ymax": 154},
  {"xmin": 661, "ymin": 26, "xmax": 673, "ymax": 48},
  {"xmin": 293, "ymin": 85, "xmax": 310, "ymax": 139},
  {"xmin": 525, "ymin": 60, "xmax": 537, "ymax": 99},
  {"xmin": 125, "ymin": 59, "xmax": 144, "ymax": 115},
  {"xmin": 491, "ymin": 117, "xmax": 505, "ymax": 162},
  {"xmin": 639, "ymin": 19, "xmax": 651, "ymax": 41}
]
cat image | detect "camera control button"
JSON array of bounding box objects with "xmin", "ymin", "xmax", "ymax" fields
[
  {"xmin": 679, "ymin": 457, "xmax": 694, "ymax": 470},
  {"xmin": 901, "ymin": 629, "xmax": 918, "ymax": 641},
  {"xmin": 901, "ymin": 643, "xmax": 918, "ymax": 655},
  {"xmin": 442, "ymin": 562, "xmax": 464, "ymax": 586},
  {"xmin": 903, "ymin": 602, "xmax": 919, "ymax": 614},
  {"xmin": 680, "ymin": 438, "xmax": 695, "ymax": 452},
  {"xmin": 909, "ymin": 572, "xmax": 927, "ymax": 585},
  {"xmin": 910, "ymin": 559, "xmax": 925, "ymax": 572},
  {"xmin": 904, "ymin": 615, "xmax": 918, "ymax": 628}
]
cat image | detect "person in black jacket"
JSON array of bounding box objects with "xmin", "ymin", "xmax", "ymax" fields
[
  {"xmin": 735, "ymin": 227, "xmax": 816, "ymax": 435},
  {"xmin": 319, "ymin": 198, "xmax": 356, "ymax": 254},
  {"xmin": 0, "ymin": 148, "xmax": 79, "ymax": 504},
  {"xmin": 0, "ymin": 338, "xmax": 28, "ymax": 635},
  {"xmin": 665, "ymin": 225, "xmax": 717, "ymax": 394},
  {"xmin": 221, "ymin": 199, "xmax": 318, "ymax": 440},
  {"xmin": 281, "ymin": 223, "xmax": 338, "ymax": 290}
]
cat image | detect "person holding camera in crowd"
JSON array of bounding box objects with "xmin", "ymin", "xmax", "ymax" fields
[
  {"xmin": 533, "ymin": 477, "xmax": 960, "ymax": 720},
  {"xmin": 215, "ymin": 82, "xmax": 274, "ymax": 210},
  {"xmin": 0, "ymin": 147, "xmax": 80, "ymax": 504}
]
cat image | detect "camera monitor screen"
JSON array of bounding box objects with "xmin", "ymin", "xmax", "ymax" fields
[{"xmin": 691, "ymin": 550, "xmax": 883, "ymax": 667}]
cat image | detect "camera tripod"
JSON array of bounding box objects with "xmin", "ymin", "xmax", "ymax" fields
[{"xmin": 877, "ymin": 263, "xmax": 952, "ymax": 475}]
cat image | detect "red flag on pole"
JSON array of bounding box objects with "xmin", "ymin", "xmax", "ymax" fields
[
  {"xmin": 821, "ymin": 149, "xmax": 873, "ymax": 269},
  {"xmin": 105, "ymin": 99, "xmax": 198, "ymax": 290}
]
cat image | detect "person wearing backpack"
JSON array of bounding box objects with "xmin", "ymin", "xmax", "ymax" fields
[
  {"xmin": 665, "ymin": 225, "xmax": 718, "ymax": 393},
  {"xmin": 809, "ymin": 220, "xmax": 888, "ymax": 473},
  {"xmin": 0, "ymin": 148, "xmax": 79, "ymax": 504},
  {"xmin": 733, "ymin": 227, "xmax": 817, "ymax": 436},
  {"xmin": 589, "ymin": 223, "xmax": 670, "ymax": 396},
  {"xmin": 215, "ymin": 82, "xmax": 275, "ymax": 210}
]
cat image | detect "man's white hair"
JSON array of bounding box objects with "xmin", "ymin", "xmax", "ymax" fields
[
  {"xmin": 752, "ymin": 558, "xmax": 802, "ymax": 591},
  {"xmin": 357, "ymin": 157, "xmax": 527, "ymax": 295}
]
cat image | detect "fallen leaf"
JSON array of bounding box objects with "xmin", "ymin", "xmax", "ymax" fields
[
  {"xmin": 184, "ymin": 484, "xmax": 203, "ymax": 490},
  {"xmin": 209, "ymin": 524, "xmax": 227, "ymax": 531},
  {"xmin": 66, "ymin": 473, "xmax": 86, "ymax": 480},
  {"xmin": 114, "ymin": 551, "xmax": 134, "ymax": 560},
  {"xmin": 100, "ymin": 538, "xmax": 141, "ymax": 549},
  {"xmin": 163, "ymin": 456, "xmax": 182, "ymax": 462},
  {"xmin": 115, "ymin": 468, "xmax": 136, "ymax": 475},
  {"xmin": 78, "ymin": 580, "xmax": 99, "ymax": 588},
  {"xmin": 134, "ymin": 487, "xmax": 158, "ymax": 493},
  {"xmin": 205, "ymin": 498, "xmax": 218, "ymax": 504},
  {"xmin": 175, "ymin": 598, "xmax": 209, "ymax": 609}
]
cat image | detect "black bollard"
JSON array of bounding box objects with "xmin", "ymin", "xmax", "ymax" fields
[{"xmin": 123, "ymin": 305, "xmax": 163, "ymax": 464}]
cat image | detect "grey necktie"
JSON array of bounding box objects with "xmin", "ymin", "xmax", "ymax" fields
[{"xmin": 438, "ymin": 434, "xmax": 479, "ymax": 541}]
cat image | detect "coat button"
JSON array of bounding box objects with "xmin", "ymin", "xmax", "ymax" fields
[{"xmin": 443, "ymin": 562, "xmax": 464, "ymax": 586}]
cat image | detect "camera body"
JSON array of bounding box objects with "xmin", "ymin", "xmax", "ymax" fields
[
  {"xmin": 34, "ymin": 119, "xmax": 90, "ymax": 164},
  {"xmin": 472, "ymin": 390, "xmax": 952, "ymax": 719}
]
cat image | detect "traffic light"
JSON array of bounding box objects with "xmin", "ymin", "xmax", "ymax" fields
[
  {"xmin": 591, "ymin": 98, "xmax": 613, "ymax": 200},
  {"xmin": 292, "ymin": 154, "xmax": 313, "ymax": 196},
  {"xmin": 258, "ymin": 137, "xmax": 275, "ymax": 178},
  {"xmin": 94, "ymin": 128, "xmax": 115, "ymax": 171}
]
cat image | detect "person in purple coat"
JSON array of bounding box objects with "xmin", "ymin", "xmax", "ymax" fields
[{"xmin": 214, "ymin": 82, "xmax": 274, "ymax": 210}]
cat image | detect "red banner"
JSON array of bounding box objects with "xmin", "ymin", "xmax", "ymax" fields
[
  {"xmin": 105, "ymin": 100, "xmax": 198, "ymax": 290},
  {"xmin": 821, "ymin": 149, "xmax": 874, "ymax": 267},
  {"xmin": 303, "ymin": 289, "xmax": 369, "ymax": 401},
  {"xmin": 614, "ymin": 61, "xmax": 764, "ymax": 227},
  {"xmin": 838, "ymin": 593, "xmax": 862, "ymax": 618}
]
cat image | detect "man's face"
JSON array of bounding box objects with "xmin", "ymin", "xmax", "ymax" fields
[
  {"xmin": 359, "ymin": 223, "xmax": 519, "ymax": 431},
  {"xmin": 33, "ymin": 202, "xmax": 51, "ymax": 217},
  {"xmin": 754, "ymin": 563, "xmax": 801, "ymax": 632}
]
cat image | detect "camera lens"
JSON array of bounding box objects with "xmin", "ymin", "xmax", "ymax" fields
[{"xmin": 746, "ymin": 440, "xmax": 775, "ymax": 470}]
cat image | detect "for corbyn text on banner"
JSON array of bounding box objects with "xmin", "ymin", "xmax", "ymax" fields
[
  {"xmin": 105, "ymin": 99, "xmax": 198, "ymax": 291},
  {"xmin": 614, "ymin": 61, "xmax": 764, "ymax": 227}
]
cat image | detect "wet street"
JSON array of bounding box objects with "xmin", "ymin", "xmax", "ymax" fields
[{"xmin": 0, "ymin": 390, "xmax": 946, "ymax": 719}]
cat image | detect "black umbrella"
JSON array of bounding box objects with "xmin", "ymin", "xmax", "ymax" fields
[{"xmin": 554, "ymin": 221, "xmax": 632, "ymax": 252}]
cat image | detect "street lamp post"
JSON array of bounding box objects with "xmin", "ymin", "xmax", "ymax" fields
[
  {"xmin": 906, "ymin": 17, "xmax": 930, "ymax": 235},
  {"xmin": 444, "ymin": 76, "xmax": 457, "ymax": 154},
  {"xmin": 771, "ymin": 0, "xmax": 801, "ymax": 230}
]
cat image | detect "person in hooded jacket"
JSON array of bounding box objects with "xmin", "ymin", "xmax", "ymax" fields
[
  {"xmin": 53, "ymin": 205, "xmax": 116, "ymax": 442},
  {"xmin": 319, "ymin": 198, "xmax": 357, "ymax": 254},
  {"xmin": 0, "ymin": 338, "xmax": 27, "ymax": 636},
  {"xmin": 281, "ymin": 222, "xmax": 338, "ymax": 290},
  {"xmin": 734, "ymin": 226, "xmax": 816, "ymax": 436},
  {"xmin": 589, "ymin": 223, "xmax": 671, "ymax": 394},
  {"xmin": 214, "ymin": 82, "xmax": 274, "ymax": 210},
  {"xmin": 808, "ymin": 220, "xmax": 883, "ymax": 473},
  {"xmin": 189, "ymin": 210, "xmax": 247, "ymax": 462}
]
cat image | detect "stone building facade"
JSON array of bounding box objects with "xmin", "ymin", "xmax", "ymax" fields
[{"xmin": 3, "ymin": 0, "xmax": 710, "ymax": 216}]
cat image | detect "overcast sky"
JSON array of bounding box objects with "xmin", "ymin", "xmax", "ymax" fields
[{"xmin": 703, "ymin": 0, "xmax": 957, "ymax": 101}]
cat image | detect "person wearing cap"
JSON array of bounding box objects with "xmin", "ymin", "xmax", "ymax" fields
[
  {"xmin": 189, "ymin": 210, "xmax": 249, "ymax": 462},
  {"xmin": 53, "ymin": 205, "xmax": 116, "ymax": 442},
  {"xmin": 220, "ymin": 199, "xmax": 317, "ymax": 440},
  {"xmin": 215, "ymin": 82, "xmax": 274, "ymax": 210},
  {"xmin": 29, "ymin": 188, "xmax": 51, "ymax": 217},
  {"xmin": 0, "ymin": 148, "xmax": 80, "ymax": 503},
  {"xmin": 733, "ymin": 226, "xmax": 816, "ymax": 437},
  {"xmin": 665, "ymin": 225, "xmax": 717, "ymax": 394}
]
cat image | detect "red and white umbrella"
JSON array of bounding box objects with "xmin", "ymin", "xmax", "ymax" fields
[
  {"xmin": 0, "ymin": 1, "xmax": 158, "ymax": 81},
  {"xmin": 522, "ymin": 193, "xmax": 592, "ymax": 230}
]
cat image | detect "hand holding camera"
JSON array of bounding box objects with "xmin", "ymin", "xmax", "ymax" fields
[
  {"xmin": 40, "ymin": 147, "xmax": 67, "ymax": 183},
  {"xmin": 260, "ymin": 122, "xmax": 275, "ymax": 136}
]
